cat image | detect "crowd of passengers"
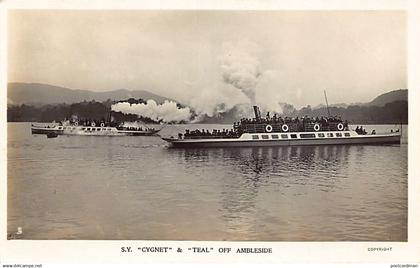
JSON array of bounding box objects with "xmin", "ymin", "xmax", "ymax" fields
[
  {"xmin": 117, "ymin": 126, "xmax": 155, "ymax": 131},
  {"xmin": 180, "ymin": 128, "xmax": 238, "ymax": 139},
  {"xmin": 237, "ymin": 112, "xmax": 346, "ymax": 126},
  {"xmin": 234, "ymin": 112, "xmax": 349, "ymax": 132},
  {"xmin": 50, "ymin": 118, "xmax": 152, "ymax": 131},
  {"xmin": 55, "ymin": 118, "xmax": 111, "ymax": 127}
]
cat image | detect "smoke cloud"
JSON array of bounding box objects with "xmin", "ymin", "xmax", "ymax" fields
[
  {"xmin": 113, "ymin": 41, "xmax": 287, "ymax": 123},
  {"xmin": 188, "ymin": 83, "xmax": 250, "ymax": 118},
  {"xmin": 255, "ymin": 70, "xmax": 286, "ymax": 113},
  {"xmin": 184, "ymin": 41, "xmax": 265, "ymax": 120},
  {"xmin": 188, "ymin": 41, "xmax": 286, "ymax": 118},
  {"xmin": 111, "ymin": 99, "xmax": 192, "ymax": 123},
  {"xmin": 219, "ymin": 42, "xmax": 262, "ymax": 105}
]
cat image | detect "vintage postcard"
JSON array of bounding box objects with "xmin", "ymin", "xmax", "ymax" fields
[{"xmin": 1, "ymin": 0, "xmax": 419, "ymax": 267}]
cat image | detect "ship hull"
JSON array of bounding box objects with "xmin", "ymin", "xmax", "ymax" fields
[
  {"xmin": 31, "ymin": 128, "xmax": 64, "ymax": 135},
  {"xmin": 163, "ymin": 133, "xmax": 401, "ymax": 148},
  {"xmin": 31, "ymin": 126, "xmax": 158, "ymax": 137}
]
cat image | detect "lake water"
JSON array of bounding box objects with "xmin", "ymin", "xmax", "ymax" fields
[{"xmin": 7, "ymin": 123, "xmax": 408, "ymax": 241}]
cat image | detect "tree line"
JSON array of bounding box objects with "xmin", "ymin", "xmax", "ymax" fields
[
  {"xmin": 7, "ymin": 99, "xmax": 158, "ymax": 124},
  {"xmin": 282, "ymin": 100, "xmax": 408, "ymax": 124},
  {"xmin": 7, "ymin": 99, "xmax": 407, "ymax": 124}
]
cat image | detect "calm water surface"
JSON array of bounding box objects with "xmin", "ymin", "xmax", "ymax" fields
[{"xmin": 8, "ymin": 123, "xmax": 407, "ymax": 241}]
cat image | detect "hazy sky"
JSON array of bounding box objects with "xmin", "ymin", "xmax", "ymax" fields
[{"xmin": 8, "ymin": 10, "xmax": 406, "ymax": 108}]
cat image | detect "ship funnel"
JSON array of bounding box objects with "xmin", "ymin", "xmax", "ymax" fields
[{"xmin": 253, "ymin": 105, "xmax": 261, "ymax": 121}]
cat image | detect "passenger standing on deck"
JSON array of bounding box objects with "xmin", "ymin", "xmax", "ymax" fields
[{"xmin": 344, "ymin": 120, "xmax": 349, "ymax": 130}]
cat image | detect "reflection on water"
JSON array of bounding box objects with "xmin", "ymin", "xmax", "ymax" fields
[
  {"xmin": 8, "ymin": 123, "xmax": 407, "ymax": 241},
  {"xmin": 167, "ymin": 143, "xmax": 406, "ymax": 241}
]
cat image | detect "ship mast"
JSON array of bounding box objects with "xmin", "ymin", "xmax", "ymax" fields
[{"xmin": 324, "ymin": 90, "xmax": 331, "ymax": 117}]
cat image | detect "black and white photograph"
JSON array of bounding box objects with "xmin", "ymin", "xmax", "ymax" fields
[
  {"xmin": 6, "ymin": 9, "xmax": 408, "ymax": 241},
  {"xmin": 2, "ymin": 2, "xmax": 419, "ymax": 266}
]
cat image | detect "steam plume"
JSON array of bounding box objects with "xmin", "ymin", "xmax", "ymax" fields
[
  {"xmin": 188, "ymin": 41, "xmax": 286, "ymax": 118},
  {"xmin": 188, "ymin": 83, "xmax": 250, "ymax": 118},
  {"xmin": 111, "ymin": 99, "xmax": 192, "ymax": 123},
  {"xmin": 219, "ymin": 42, "xmax": 262, "ymax": 105},
  {"xmin": 113, "ymin": 41, "xmax": 287, "ymax": 123}
]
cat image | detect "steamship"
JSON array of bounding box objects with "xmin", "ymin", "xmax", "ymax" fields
[
  {"xmin": 31, "ymin": 121, "xmax": 159, "ymax": 137},
  {"xmin": 161, "ymin": 105, "xmax": 401, "ymax": 148}
]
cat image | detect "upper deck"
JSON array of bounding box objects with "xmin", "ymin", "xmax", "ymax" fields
[
  {"xmin": 234, "ymin": 105, "xmax": 348, "ymax": 134},
  {"xmin": 181, "ymin": 105, "xmax": 350, "ymax": 140}
]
